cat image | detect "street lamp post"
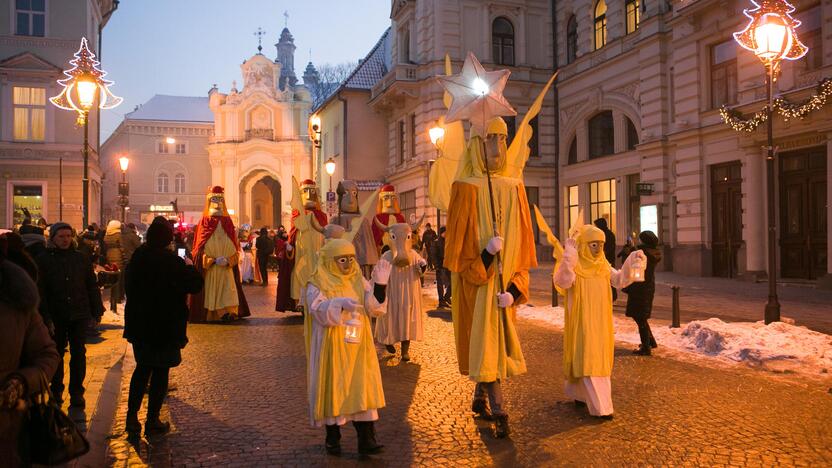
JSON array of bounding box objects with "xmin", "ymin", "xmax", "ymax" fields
[
  {"xmin": 118, "ymin": 156, "xmax": 130, "ymax": 223},
  {"xmin": 50, "ymin": 38, "xmax": 122, "ymax": 228},
  {"xmin": 732, "ymin": 0, "xmax": 807, "ymax": 324},
  {"xmin": 324, "ymin": 157, "xmax": 336, "ymax": 219},
  {"xmin": 428, "ymin": 124, "xmax": 445, "ymax": 231},
  {"xmin": 309, "ymin": 115, "xmax": 322, "ymax": 187}
]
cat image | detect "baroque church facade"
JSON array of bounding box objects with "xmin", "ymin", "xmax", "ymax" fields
[{"xmin": 102, "ymin": 26, "xmax": 315, "ymax": 229}]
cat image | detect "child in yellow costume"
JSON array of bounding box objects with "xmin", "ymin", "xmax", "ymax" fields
[
  {"xmin": 304, "ymin": 238, "xmax": 391, "ymax": 456},
  {"xmin": 554, "ymin": 224, "xmax": 645, "ymax": 419},
  {"xmin": 444, "ymin": 117, "xmax": 537, "ymax": 438}
]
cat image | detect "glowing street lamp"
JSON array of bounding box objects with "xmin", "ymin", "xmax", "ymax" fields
[
  {"xmin": 50, "ymin": 37, "xmax": 122, "ymax": 228},
  {"xmin": 427, "ymin": 122, "xmax": 446, "ymax": 231},
  {"xmin": 165, "ymin": 136, "xmax": 176, "ymax": 145},
  {"xmin": 428, "ymin": 125, "xmax": 445, "ymax": 147},
  {"xmin": 117, "ymin": 156, "xmax": 130, "ymax": 223},
  {"xmin": 732, "ymin": 0, "xmax": 807, "ymax": 324},
  {"xmin": 118, "ymin": 156, "xmax": 130, "ymax": 172}
]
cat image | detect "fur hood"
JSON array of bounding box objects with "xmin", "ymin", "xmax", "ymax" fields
[{"xmin": 0, "ymin": 259, "xmax": 39, "ymax": 312}]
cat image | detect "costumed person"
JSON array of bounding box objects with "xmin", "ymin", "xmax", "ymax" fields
[
  {"xmin": 432, "ymin": 52, "xmax": 559, "ymax": 438},
  {"xmin": 332, "ymin": 180, "xmax": 378, "ymax": 279},
  {"xmin": 305, "ymin": 238, "xmax": 390, "ymax": 456},
  {"xmin": 275, "ymin": 178, "xmax": 327, "ymax": 313},
  {"xmin": 372, "ymin": 218, "xmax": 427, "ymax": 362},
  {"xmin": 553, "ymin": 224, "xmax": 646, "ymax": 419},
  {"xmin": 188, "ymin": 186, "xmax": 250, "ymax": 322},
  {"xmin": 239, "ymin": 226, "xmax": 255, "ymax": 284},
  {"xmin": 370, "ymin": 185, "xmax": 405, "ymax": 255},
  {"xmin": 622, "ymin": 231, "xmax": 661, "ymax": 356}
]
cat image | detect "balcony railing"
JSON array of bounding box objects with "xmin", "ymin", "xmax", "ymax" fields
[{"xmin": 371, "ymin": 63, "xmax": 418, "ymax": 100}]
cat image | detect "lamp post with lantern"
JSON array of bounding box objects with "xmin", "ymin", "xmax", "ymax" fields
[
  {"xmin": 117, "ymin": 156, "xmax": 130, "ymax": 223},
  {"xmin": 428, "ymin": 123, "xmax": 445, "ymax": 231},
  {"xmin": 50, "ymin": 37, "xmax": 122, "ymax": 228},
  {"xmin": 308, "ymin": 115, "xmax": 322, "ymax": 187},
  {"xmin": 732, "ymin": 0, "xmax": 807, "ymax": 324},
  {"xmin": 324, "ymin": 157, "xmax": 337, "ymax": 218}
]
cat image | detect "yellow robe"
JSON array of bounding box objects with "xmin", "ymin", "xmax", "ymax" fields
[
  {"xmin": 202, "ymin": 228, "xmax": 239, "ymax": 320},
  {"xmin": 444, "ymin": 177, "xmax": 536, "ymax": 382},
  {"xmin": 291, "ymin": 212, "xmax": 325, "ymax": 302}
]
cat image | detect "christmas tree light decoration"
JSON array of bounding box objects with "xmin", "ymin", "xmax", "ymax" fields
[
  {"xmin": 50, "ymin": 37, "xmax": 122, "ymax": 125},
  {"xmin": 733, "ymin": 0, "xmax": 807, "ymax": 67}
]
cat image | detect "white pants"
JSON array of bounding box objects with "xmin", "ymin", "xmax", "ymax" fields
[{"xmin": 565, "ymin": 376, "xmax": 613, "ymax": 416}]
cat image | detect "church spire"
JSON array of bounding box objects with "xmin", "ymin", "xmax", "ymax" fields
[{"xmin": 275, "ymin": 12, "xmax": 297, "ymax": 90}]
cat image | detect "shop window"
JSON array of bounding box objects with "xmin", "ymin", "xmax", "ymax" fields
[
  {"xmin": 492, "ymin": 17, "xmax": 515, "ymax": 66},
  {"xmin": 588, "ymin": 111, "xmax": 614, "ymax": 158},
  {"xmin": 594, "ymin": 0, "xmax": 607, "ymax": 50},
  {"xmin": 12, "ymin": 184, "xmax": 44, "ymax": 226},
  {"xmin": 13, "ymin": 86, "xmax": 45, "ymax": 141},
  {"xmin": 711, "ymin": 40, "xmax": 737, "ymax": 108},
  {"xmin": 590, "ymin": 178, "xmax": 617, "ymax": 233}
]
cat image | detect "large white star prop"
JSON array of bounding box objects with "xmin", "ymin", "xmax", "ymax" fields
[{"xmin": 438, "ymin": 52, "xmax": 516, "ymax": 137}]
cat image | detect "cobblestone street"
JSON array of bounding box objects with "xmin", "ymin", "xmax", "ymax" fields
[{"xmin": 107, "ymin": 274, "xmax": 832, "ymax": 466}]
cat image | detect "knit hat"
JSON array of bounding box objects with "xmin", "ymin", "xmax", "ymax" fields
[
  {"xmin": 638, "ymin": 230, "xmax": 659, "ymax": 248},
  {"xmin": 49, "ymin": 222, "xmax": 72, "ymax": 239},
  {"xmin": 146, "ymin": 216, "xmax": 174, "ymax": 249}
]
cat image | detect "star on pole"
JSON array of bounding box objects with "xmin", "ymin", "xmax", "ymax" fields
[{"xmin": 437, "ymin": 52, "xmax": 516, "ymax": 137}]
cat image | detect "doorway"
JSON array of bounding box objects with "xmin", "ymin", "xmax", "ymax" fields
[
  {"xmin": 711, "ymin": 161, "xmax": 743, "ymax": 278},
  {"xmin": 248, "ymin": 175, "xmax": 281, "ymax": 229},
  {"xmin": 779, "ymin": 147, "xmax": 827, "ymax": 279}
]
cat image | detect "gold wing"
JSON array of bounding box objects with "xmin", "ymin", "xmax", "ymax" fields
[
  {"xmin": 504, "ymin": 72, "xmax": 558, "ymax": 179},
  {"xmin": 428, "ymin": 54, "xmax": 467, "ymax": 211}
]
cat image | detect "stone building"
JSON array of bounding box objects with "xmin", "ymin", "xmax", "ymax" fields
[
  {"xmin": 554, "ymin": 0, "xmax": 829, "ymax": 284},
  {"xmin": 0, "ymin": 0, "xmax": 118, "ymax": 228}
]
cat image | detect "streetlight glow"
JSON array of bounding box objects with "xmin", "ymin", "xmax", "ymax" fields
[
  {"xmin": 324, "ymin": 157, "xmax": 336, "ymax": 176},
  {"xmin": 309, "ymin": 115, "xmax": 321, "ymax": 132},
  {"xmin": 118, "ymin": 156, "xmax": 130, "ymax": 172},
  {"xmin": 165, "ymin": 137, "xmax": 176, "ymax": 144},
  {"xmin": 76, "ymin": 77, "xmax": 98, "ymax": 110},
  {"xmin": 472, "ymin": 78, "xmax": 489, "ymax": 96},
  {"xmin": 429, "ymin": 125, "xmax": 445, "ymax": 146},
  {"xmin": 753, "ymin": 13, "xmax": 790, "ymax": 61}
]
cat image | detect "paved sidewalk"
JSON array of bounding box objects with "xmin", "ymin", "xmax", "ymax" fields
[{"xmin": 526, "ymin": 263, "xmax": 832, "ymax": 333}]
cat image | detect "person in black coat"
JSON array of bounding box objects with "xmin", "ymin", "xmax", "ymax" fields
[
  {"xmin": 435, "ymin": 227, "xmax": 452, "ymax": 308},
  {"xmin": 254, "ymin": 227, "xmax": 274, "ymax": 286},
  {"xmin": 36, "ymin": 222, "xmax": 105, "ymax": 408},
  {"xmin": 593, "ymin": 217, "xmax": 618, "ymax": 301},
  {"xmin": 622, "ymin": 231, "xmax": 662, "ymax": 356},
  {"xmin": 123, "ymin": 216, "xmax": 203, "ymax": 437}
]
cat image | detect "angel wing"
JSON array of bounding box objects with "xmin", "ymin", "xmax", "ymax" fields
[
  {"xmin": 428, "ymin": 54, "xmax": 467, "ymax": 212},
  {"xmin": 344, "ymin": 187, "xmax": 381, "ymax": 243},
  {"xmin": 504, "ymin": 71, "xmax": 559, "ymax": 179}
]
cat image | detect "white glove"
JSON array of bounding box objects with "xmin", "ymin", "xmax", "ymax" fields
[
  {"xmin": 215, "ymin": 256, "xmax": 228, "ymax": 266},
  {"xmin": 486, "ymin": 236, "xmax": 504, "ymax": 255},
  {"xmin": 496, "ymin": 292, "xmax": 514, "ymax": 308},
  {"xmin": 417, "ymin": 257, "xmax": 428, "ymax": 268},
  {"xmin": 286, "ymin": 244, "xmax": 293, "ymax": 252},
  {"xmin": 340, "ymin": 297, "xmax": 359, "ymax": 313},
  {"xmin": 563, "ymin": 239, "xmax": 579, "ymax": 269},
  {"xmin": 565, "ymin": 238, "xmax": 578, "ymax": 252},
  {"xmin": 371, "ymin": 259, "xmax": 392, "ymax": 285}
]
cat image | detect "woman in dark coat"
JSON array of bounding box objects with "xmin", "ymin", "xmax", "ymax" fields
[
  {"xmin": 124, "ymin": 217, "xmax": 203, "ymax": 437},
  {"xmin": 622, "ymin": 231, "xmax": 662, "ymax": 356}
]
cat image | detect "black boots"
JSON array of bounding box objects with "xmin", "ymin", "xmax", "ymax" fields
[
  {"xmin": 494, "ymin": 414, "xmax": 510, "ymax": 438},
  {"xmin": 401, "ymin": 340, "xmax": 411, "ymax": 362},
  {"xmin": 144, "ymin": 417, "xmax": 171, "ymax": 436},
  {"xmin": 633, "ymin": 345, "xmax": 652, "ymax": 356},
  {"xmin": 325, "ymin": 424, "xmax": 341, "ymax": 455},
  {"xmin": 125, "ymin": 412, "xmax": 141, "ymax": 437},
  {"xmin": 471, "ymin": 398, "xmax": 493, "ymax": 420},
  {"xmin": 353, "ymin": 421, "xmax": 383, "ymax": 455}
]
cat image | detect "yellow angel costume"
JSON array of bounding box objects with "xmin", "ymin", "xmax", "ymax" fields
[
  {"xmin": 304, "ymin": 239, "xmax": 386, "ymax": 426},
  {"xmin": 553, "ymin": 224, "xmax": 644, "ymax": 416}
]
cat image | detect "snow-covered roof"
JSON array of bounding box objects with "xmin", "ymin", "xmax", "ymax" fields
[{"xmin": 126, "ymin": 95, "xmax": 214, "ymax": 123}]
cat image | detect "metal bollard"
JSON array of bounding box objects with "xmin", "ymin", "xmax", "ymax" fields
[{"xmin": 671, "ymin": 285, "xmax": 681, "ymax": 328}]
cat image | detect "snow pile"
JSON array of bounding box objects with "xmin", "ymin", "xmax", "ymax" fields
[{"xmin": 516, "ymin": 304, "xmax": 832, "ymax": 378}]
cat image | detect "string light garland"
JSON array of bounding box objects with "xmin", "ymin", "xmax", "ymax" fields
[{"xmin": 720, "ymin": 77, "xmax": 832, "ymax": 132}]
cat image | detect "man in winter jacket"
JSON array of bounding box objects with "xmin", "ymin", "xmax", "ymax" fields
[
  {"xmin": 593, "ymin": 217, "xmax": 618, "ymax": 301},
  {"xmin": 36, "ymin": 222, "xmax": 105, "ymax": 408}
]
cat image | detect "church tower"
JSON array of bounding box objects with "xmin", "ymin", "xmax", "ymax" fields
[
  {"xmin": 275, "ymin": 27, "xmax": 297, "ymax": 90},
  {"xmin": 302, "ymin": 61, "xmax": 319, "ymax": 88}
]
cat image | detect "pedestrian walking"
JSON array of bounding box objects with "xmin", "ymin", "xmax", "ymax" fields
[
  {"xmin": 434, "ymin": 227, "xmax": 452, "ymax": 308},
  {"xmin": 305, "ymin": 239, "xmax": 388, "ymax": 456},
  {"xmin": 77, "ymin": 225, "xmax": 100, "ymax": 265},
  {"xmin": 122, "ymin": 223, "xmax": 142, "ymax": 264},
  {"xmin": 239, "ymin": 229, "xmax": 255, "ymax": 284},
  {"xmin": 421, "ymin": 223, "xmax": 437, "ymax": 270},
  {"xmin": 0, "ymin": 249, "xmax": 60, "ymax": 468},
  {"xmin": 593, "ymin": 217, "xmax": 618, "ymax": 301},
  {"xmin": 36, "ymin": 222, "xmax": 105, "ymax": 408},
  {"xmin": 255, "ymin": 227, "xmax": 274, "ymax": 286},
  {"xmin": 124, "ymin": 216, "xmax": 204, "ymax": 438},
  {"xmin": 103, "ymin": 220, "xmax": 126, "ymax": 311},
  {"xmin": 554, "ymin": 224, "xmax": 645, "ymax": 419},
  {"xmin": 19, "ymin": 223, "xmax": 47, "ymax": 260},
  {"xmin": 623, "ymin": 231, "xmax": 662, "ymax": 356}
]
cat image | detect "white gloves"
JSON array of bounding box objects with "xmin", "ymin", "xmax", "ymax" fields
[
  {"xmin": 371, "ymin": 259, "xmax": 392, "ymax": 285},
  {"xmin": 286, "ymin": 244, "xmax": 293, "ymax": 252},
  {"xmin": 215, "ymin": 256, "xmax": 229, "ymax": 266},
  {"xmin": 417, "ymin": 257, "xmax": 428, "ymax": 268},
  {"xmin": 340, "ymin": 297, "xmax": 359, "ymax": 313},
  {"xmin": 624, "ymin": 250, "xmax": 647, "ymax": 282},
  {"xmin": 486, "ymin": 236, "xmax": 504, "ymax": 255},
  {"xmin": 496, "ymin": 292, "xmax": 514, "ymax": 308},
  {"xmin": 563, "ymin": 238, "xmax": 579, "ymax": 269}
]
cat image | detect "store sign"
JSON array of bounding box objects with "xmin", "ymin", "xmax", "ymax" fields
[
  {"xmin": 635, "ymin": 182, "xmax": 654, "ymax": 196},
  {"xmin": 640, "ymin": 205, "xmax": 659, "ymax": 235},
  {"xmin": 150, "ymin": 204, "xmax": 174, "ymax": 212}
]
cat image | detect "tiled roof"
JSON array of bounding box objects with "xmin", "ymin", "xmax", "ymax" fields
[
  {"xmin": 343, "ymin": 27, "xmax": 391, "ymax": 90},
  {"xmin": 126, "ymin": 95, "xmax": 214, "ymax": 123}
]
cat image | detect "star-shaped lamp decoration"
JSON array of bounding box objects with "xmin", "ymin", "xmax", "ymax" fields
[{"xmin": 437, "ymin": 52, "xmax": 516, "ymax": 137}]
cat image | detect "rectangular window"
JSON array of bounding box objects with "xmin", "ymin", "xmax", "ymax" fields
[
  {"xmin": 13, "ymin": 86, "xmax": 46, "ymax": 141},
  {"xmin": 12, "ymin": 184, "xmax": 44, "ymax": 226},
  {"xmin": 158, "ymin": 142, "xmax": 169, "ymax": 154},
  {"xmin": 590, "ymin": 178, "xmax": 617, "ymax": 234},
  {"xmin": 529, "ymin": 116, "xmax": 539, "ymax": 158},
  {"xmin": 525, "ymin": 186, "xmax": 540, "ymax": 243},
  {"xmin": 566, "ymin": 185, "xmax": 579, "ymax": 231},
  {"xmin": 400, "ymin": 24, "xmax": 411, "ymax": 63},
  {"xmin": 711, "ymin": 40, "xmax": 737, "ymax": 108},
  {"xmin": 15, "ymin": 0, "xmax": 46, "ymax": 37},
  {"xmin": 175, "ymin": 143, "xmax": 186, "ymax": 154},
  {"xmin": 409, "ymin": 114, "xmax": 416, "ymax": 162},
  {"xmin": 399, "ymin": 189, "xmax": 416, "ymax": 222},
  {"xmin": 798, "ymin": 7, "xmax": 822, "ymax": 70},
  {"xmin": 504, "ymin": 116, "xmax": 517, "ymax": 146},
  {"xmin": 398, "ymin": 120, "xmax": 406, "ymax": 164},
  {"xmin": 626, "ymin": 0, "xmax": 640, "ymax": 34}
]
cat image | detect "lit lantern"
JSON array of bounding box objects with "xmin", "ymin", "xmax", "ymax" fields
[
  {"xmin": 50, "ymin": 38, "xmax": 122, "ymax": 125},
  {"xmin": 733, "ymin": 0, "xmax": 807, "ymax": 66},
  {"xmin": 324, "ymin": 158, "xmax": 336, "ymax": 176},
  {"xmin": 428, "ymin": 125, "xmax": 445, "ymax": 147},
  {"xmin": 344, "ymin": 311, "xmax": 362, "ymax": 344},
  {"xmin": 630, "ymin": 260, "xmax": 646, "ymax": 282}
]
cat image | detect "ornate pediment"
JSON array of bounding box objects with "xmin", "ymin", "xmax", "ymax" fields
[
  {"xmin": 241, "ymin": 54, "xmax": 279, "ymax": 98},
  {"xmin": 0, "ymin": 52, "xmax": 61, "ymax": 75},
  {"xmin": 391, "ymin": 0, "xmax": 412, "ymax": 19}
]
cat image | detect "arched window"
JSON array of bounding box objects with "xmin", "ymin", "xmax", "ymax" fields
[
  {"xmin": 174, "ymin": 173, "xmax": 185, "ymax": 193},
  {"xmin": 588, "ymin": 111, "xmax": 614, "ymax": 158},
  {"xmin": 626, "ymin": 0, "xmax": 640, "ymax": 34},
  {"xmin": 568, "ymin": 136, "xmax": 578, "ymax": 164},
  {"xmin": 566, "ymin": 15, "xmax": 578, "ymax": 64},
  {"xmin": 626, "ymin": 118, "xmax": 639, "ymax": 150},
  {"xmin": 157, "ymin": 173, "xmax": 169, "ymax": 193},
  {"xmin": 492, "ymin": 17, "xmax": 515, "ymax": 66},
  {"xmin": 594, "ymin": 0, "xmax": 607, "ymax": 50}
]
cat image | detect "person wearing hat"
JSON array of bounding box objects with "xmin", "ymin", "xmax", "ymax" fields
[
  {"xmin": 36, "ymin": 222, "xmax": 105, "ymax": 408},
  {"xmin": 370, "ymin": 184, "xmax": 406, "ymax": 254},
  {"xmin": 622, "ymin": 231, "xmax": 662, "ymax": 356},
  {"xmin": 554, "ymin": 224, "xmax": 646, "ymax": 419}
]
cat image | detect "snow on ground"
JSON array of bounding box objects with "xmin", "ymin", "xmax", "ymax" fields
[{"xmin": 515, "ymin": 303, "xmax": 832, "ymax": 379}]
